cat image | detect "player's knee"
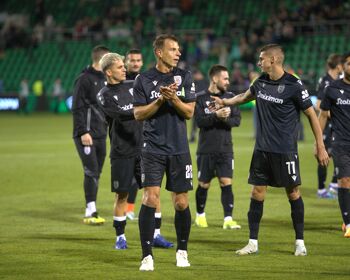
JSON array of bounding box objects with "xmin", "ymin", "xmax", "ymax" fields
[
  {"xmin": 142, "ymin": 190, "xmax": 159, "ymax": 207},
  {"xmin": 84, "ymin": 167, "xmax": 99, "ymax": 179},
  {"xmin": 339, "ymin": 177, "xmax": 350, "ymax": 188},
  {"xmin": 115, "ymin": 192, "xmax": 128, "ymax": 202},
  {"xmin": 286, "ymin": 186, "xmax": 300, "ymax": 200},
  {"xmin": 174, "ymin": 198, "xmax": 189, "ymax": 211},
  {"xmin": 251, "ymin": 187, "xmax": 266, "ymax": 201},
  {"xmin": 199, "ymin": 182, "xmax": 210, "ymax": 189}
]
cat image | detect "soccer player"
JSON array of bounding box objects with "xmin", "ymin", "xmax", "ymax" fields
[
  {"xmin": 194, "ymin": 64, "xmax": 242, "ymax": 230},
  {"xmin": 125, "ymin": 49, "xmax": 143, "ymax": 81},
  {"xmin": 318, "ymin": 52, "xmax": 350, "ymax": 238},
  {"xmin": 124, "ymin": 49, "xmax": 173, "ymax": 249},
  {"xmin": 212, "ymin": 44, "xmax": 329, "ymax": 256},
  {"xmin": 133, "ymin": 34, "xmax": 196, "ymax": 271},
  {"xmin": 72, "ymin": 45, "xmax": 110, "ymax": 225},
  {"xmin": 315, "ymin": 54, "xmax": 343, "ymax": 198},
  {"xmin": 96, "ymin": 53, "xmax": 142, "ymax": 249}
]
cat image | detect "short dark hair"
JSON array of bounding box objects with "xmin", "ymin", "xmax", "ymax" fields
[
  {"xmin": 327, "ymin": 53, "xmax": 343, "ymax": 69},
  {"xmin": 153, "ymin": 34, "xmax": 179, "ymax": 53},
  {"xmin": 342, "ymin": 52, "xmax": 350, "ymax": 64},
  {"xmin": 126, "ymin": 49, "xmax": 142, "ymax": 56},
  {"xmin": 208, "ymin": 65, "xmax": 228, "ymax": 79},
  {"xmin": 260, "ymin": 44, "xmax": 284, "ymax": 54},
  {"xmin": 91, "ymin": 45, "xmax": 110, "ymax": 63}
]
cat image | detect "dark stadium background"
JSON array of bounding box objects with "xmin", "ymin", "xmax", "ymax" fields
[{"xmin": 0, "ymin": 0, "xmax": 349, "ymax": 112}]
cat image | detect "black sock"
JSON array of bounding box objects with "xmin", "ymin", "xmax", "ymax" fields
[
  {"xmin": 331, "ymin": 167, "xmax": 337, "ymax": 184},
  {"xmin": 175, "ymin": 207, "xmax": 191, "ymax": 251},
  {"xmin": 155, "ymin": 216, "xmax": 162, "ymax": 231},
  {"xmin": 248, "ymin": 198, "xmax": 264, "ymax": 240},
  {"xmin": 138, "ymin": 204, "xmax": 156, "ymax": 258},
  {"xmin": 196, "ymin": 186, "xmax": 208, "ymax": 214},
  {"xmin": 113, "ymin": 219, "xmax": 126, "ymax": 236},
  {"xmin": 127, "ymin": 182, "xmax": 138, "ymax": 204},
  {"xmin": 338, "ymin": 188, "xmax": 350, "ymax": 225},
  {"xmin": 290, "ymin": 197, "xmax": 304, "ymax": 240},
  {"xmin": 221, "ymin": 185, "xmax": 234, "ymax": 217},
  {"xmin": 317, "ymin": 165, "xmax": 327, "ymax": 190}
]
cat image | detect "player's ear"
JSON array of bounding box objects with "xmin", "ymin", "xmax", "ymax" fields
[
  {"xmin": 156, "ymin": 48, "xmax": 162, "ymax": 58},
  {"xmin": 270, "ymin": 55, "xmax": 275, "ymax": 64}
]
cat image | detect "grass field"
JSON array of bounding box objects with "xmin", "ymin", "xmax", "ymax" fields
[{"xmin": 0, "ymin": 111, "xmax": 348, "ymax": 280}]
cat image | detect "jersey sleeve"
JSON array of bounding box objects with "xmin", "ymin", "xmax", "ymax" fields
[
  {"xmin": 194, "ymin": 98, "xmax": 218, "ymax": 128},
  {"xmin": 72, "ymin": 76, "xmax": 89, "ymax": 136},
  {"xmin": 181, "ymin": 71, "xmax": 196, "ymax": 103},
  {"xmin": 97, "ymin": 91, "xmax": 134, "ymax": 120},
  {"xmin": 132, "ymin": 75, "xmax": 148, "ymax": 106},
  {"xmin": 320, "ymin": 86, "xmax": 332, "ymax": 111},
  {"xmin": 294, "ymin": 80, "xmax": 313, "ymax": 111}
]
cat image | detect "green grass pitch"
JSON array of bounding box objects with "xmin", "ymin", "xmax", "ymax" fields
[{"xmin": 0, "ymin": 111, "xmax": 349, "ymax": 279}]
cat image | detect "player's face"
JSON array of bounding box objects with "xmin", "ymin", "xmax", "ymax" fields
[
  {"xmin": 126, "ymin": 53, "xmax": 143, "ymax": 73},
  {"xmin": 215, "ymin": 71, "xmax": 230, "ymax": 92},
  {"xmin": 158, "ymin": 39, "xmax": 181, "ymax": 68},
  {"xmin": 107, "ymin": 60, "xmax": 126, "ymax": 83},
  {"xmin": 257, "ymin": 51, "xmax": 272, "ymax": 73},
  {"xmin": 343, "ymin": 56, "xmax": 350, "ymax": 81}
]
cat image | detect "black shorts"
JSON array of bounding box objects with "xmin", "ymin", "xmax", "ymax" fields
[
  {"xmin": 197, "ymin": 153, "xmax": 233, "ymax": 182},
  {"xmin": 141, "ymin": 152, "xmax": 193, "ymax": 192},
  {"xmin": 332, "ymin": 146, "xmax": 350, "ymax": 179},
  {"xmin": 74, "ymin": 138, "xmax": 106, "ymax": 178},
  {"xmin": 248, "ymin": 150, "xmax": 301, "ymax": 188},
  {"xmin": 323, "ymin": 121, "xmax": 333, "ymax": 152},
  {"xmin": 111, "ymin": 156, "xmax": 141, "ymax": 193}
]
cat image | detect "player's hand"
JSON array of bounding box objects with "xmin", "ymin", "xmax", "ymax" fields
[
  {"xmin": 216, "ymin": 107, "xmax": 231, "ymax": 119},
  {"xmin": 314, "ymin": 144, "xmax": 329, "ymax": 167},
  {"xmin": 160, "ymin": 83, "xmax": 177, "ymax": 100},
  {"xmin": 209, "ymin": 96, "xmax": 225, "ymax": 111},
  {"xmin": 81, "ymin": 133, "xmax": 93, "ymax": 146}
]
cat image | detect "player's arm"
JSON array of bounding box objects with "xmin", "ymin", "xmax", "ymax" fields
[
  {"xmin": 194, "ymin": 99, "xmax": 219, "ymax": 128},
  {"xmin": 211, "ymin": 89, "xmax": 255, "ymax": 108},
  {"xmin": 96, "ymin": 92, "xmax": 134, "ymax": 121},
  {"xmin": 72, "ymin": 77, "xmax": 93, "ymax": 145},
  {"xmin": 134, "ymin": 97, "xmax": 166, "ymax": 121},
  {"xmin": 303, "ymin": 106, "xmax": 329, "ymax": 166},
  {"xmin": 318, "ymin": 109, "xmax": 329, "ymax": 132}
]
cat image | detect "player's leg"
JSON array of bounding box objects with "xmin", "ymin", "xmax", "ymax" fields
[
  {"xmin": 332, "ymin": 147, "xmax": 350, "ymax": 237},
  {"xmin": 337, "ymin": 178, "xmax": 350, "ymax": 237},
  {"xmin": 329, "ymin": 158, "xmax": 339, "ymax": 195},
  {"xmin": 153, "ymin": 200, "xmax": 174, "ymax": 248},
  {"xmin": 285, "ymin": 186, "xmax": 307, "ymax": 256},
  {"xmin": 113, "ymin": 191, "xmax": 128, "ymax": 249},
  {"xmin": 74, "ymin": 138, "xmax": 105, "ymax": 224},
  {"xmin": 111, "ymin": 157, "xmax": 136, "ymax": 249},
  {"xmin": 217, "ymin": 153, "xmax": 240, "ymax": 229},
  {"xmin": 172, "ymin": 192, "xmax": 191, "ymax": 267},
  {"xmin": 139, "ymin": 153, "xmax": 165, "ymax": 271},
  {"xmin": 126, "ymin": 180, "xmax": 138, "ymax": 220},
  {"xmin": 236, "ymin": 150, "xmax": 270, "ymax": 255},
  {"xmin": 219, "ymin": 177, "xmax": 240, "ymax": 229},
  {"xmin": 195, "ymin": 154, "xmax": 213, "ymax": 227},
  {"xmin": 166, "ymin": 153, "xmax": 193, "ymax": 267}
]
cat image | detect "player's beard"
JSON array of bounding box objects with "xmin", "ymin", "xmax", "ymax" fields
[{"xmin": 217, "ymin": 84, "xmax": 227, "ymax": 93}]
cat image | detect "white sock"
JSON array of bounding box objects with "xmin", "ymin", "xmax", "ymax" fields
[
  {"xmin": 155, "ymin": 212, "xmax": 162, "ymax": 218},
  {"xmin": 113, "ymin": 216, "xmax": 126, "ymax": 222},
  {"xmin": 196, "ymin": 212, "xmax": 206, "ymax": 217},
  {"xmin": 249, "ymin": 239, "xmax": 258, "ymax": 247},
  {"xmin": 117, "ymin": 234, "xmax": 126, "ymax": 241},
  {"xmin": 85, "ymin": 201, "xmax": 96, "ymax": 216},
  {"xmin": 224, "ymin": 216, "xmax": 232, "ymax": 222},
  {"xmin": 154, "ymin": 228, "xmax": 161, "ymax": 238},
  {"xmin": 295, "ymin": 239, "xmax": 305, "ymax": 246},
  {"xmin": 318, "ymin": 189, "xmax": 327, "ymax": 194},
  {"xmin": 346, "ymin": 224, "xmax": 350, "ymax": 230}
]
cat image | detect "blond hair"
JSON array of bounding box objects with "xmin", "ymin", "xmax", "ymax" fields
[{"xmin": 99, "ymin": 53, "xmax": 125, "ymax": 73}]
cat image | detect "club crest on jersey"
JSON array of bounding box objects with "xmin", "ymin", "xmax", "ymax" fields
[
  {"xmin": 174, "ymin": 75, "xmax": 182, "ymax": 86},
  {"xmin": 340, "ymin": 89, "xmax": 344, "ymax": 94},
  {"xmin": 129, "ymin": 88, "xmax": 133, "ymax": 96},
  {"xmin": 277, "ymin": 84, "xmax": 285, "ymax": 93}
]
